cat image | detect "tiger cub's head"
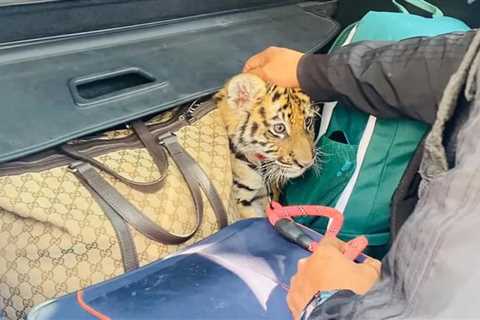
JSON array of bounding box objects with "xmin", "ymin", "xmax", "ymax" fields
[{"xmin": 215, "ymin": 73, "xmax": 317, "ymax": 186}]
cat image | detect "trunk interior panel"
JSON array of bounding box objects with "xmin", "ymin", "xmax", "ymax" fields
[{"xmin": 0, "ymin": 2, "xmax": 338, "ymax": 163}]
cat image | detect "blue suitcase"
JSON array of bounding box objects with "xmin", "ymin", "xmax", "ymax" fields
[{"xmin": 28, "ymin": 218, "xmax": 322, "ymax": 320}]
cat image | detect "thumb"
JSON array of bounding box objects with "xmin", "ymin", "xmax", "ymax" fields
[
  {"xmin": 245, "ymin": 67, "xmax": 269, "ymax": 82},
  {"xmin": 243, "ymin": 50, "xmax": 268, "ymax": 72},
  {"xmin": 343, "ymin": 236, "xmax": 368, "ymax": 260}
]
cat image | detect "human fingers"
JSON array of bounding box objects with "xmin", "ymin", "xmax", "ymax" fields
[
  {"xmin": 242, "ymin": 49, "xmax": 269, "ymax": 72},
  {"xmin": 317, "ymin": 235, "xmax": 345, "ymax": 252},
  {"xmin": 245, "ymin": 67, "xmax": 269, "ymax": 82},
  {"xmin": 287, "ymin": 275, "xmax": 305, "ymax": 320},
  {"xmin": 343, "ymin": 236, "xmax": 368, "ymax": 260},
  {"xmin": 297, "ymin": 257, "xmax": 307, "ymax": 269}
]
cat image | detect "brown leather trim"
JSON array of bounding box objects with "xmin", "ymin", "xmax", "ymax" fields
[
  {"xmin": 71, "ymin": 161, "xmax": 203, "ymax": 245},
  {"xmin": 160, "ymin": 134, "xmax": 228, "ymax": 229},
  {"xmin": 0, "ymin": 99, "xmax": 216, "ymax": 176}
]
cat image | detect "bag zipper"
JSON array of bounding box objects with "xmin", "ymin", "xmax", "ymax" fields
[{"xmin": 0, "ymin": 98, "xmax": 216, "ymax": 176}]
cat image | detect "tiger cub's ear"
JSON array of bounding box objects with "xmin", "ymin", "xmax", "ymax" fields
[{"xmin": 225, "ymin": 73, "xmax": 266, "ymax": 110}]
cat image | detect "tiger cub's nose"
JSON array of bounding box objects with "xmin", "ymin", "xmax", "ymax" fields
[{"xmin": 296, "ymin": 158, "xmax": 315, "ymax": 169}]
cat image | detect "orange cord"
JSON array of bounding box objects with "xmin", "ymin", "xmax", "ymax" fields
[{"xmin": 76, "ymin": 290, "xmax": 111, "ymax": 320}]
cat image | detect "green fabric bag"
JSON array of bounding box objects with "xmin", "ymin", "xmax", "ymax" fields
[{"xmin": 282, "ymin": 0, "xmax": 470, "ymax": 258}]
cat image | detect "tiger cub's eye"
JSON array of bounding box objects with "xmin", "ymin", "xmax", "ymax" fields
[{"xmin": 273, "ymin": 123, "xmax": 286, "ymax": 134}]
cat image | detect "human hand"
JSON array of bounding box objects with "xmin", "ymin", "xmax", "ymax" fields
[
  {"xmin": 287, "ymin": 236, "xmax": 381, "ymax": 320},
  {"xmin": 242, "ymin": 47, "xmax": 304, "ymax": 87}
]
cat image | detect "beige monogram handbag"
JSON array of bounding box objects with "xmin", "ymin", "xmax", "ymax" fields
[{"xmin": 0, "ymin": 99, "xmax": 239, "ymax": 319}]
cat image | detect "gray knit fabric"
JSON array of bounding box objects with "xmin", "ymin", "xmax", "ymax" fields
[
  {"xmin": 350, "ymin": 31, "xmax": 480, "ymax": 319},
  {"xmin": 420, "ymin": 30, "xmax": 480, "ymax": 179}
]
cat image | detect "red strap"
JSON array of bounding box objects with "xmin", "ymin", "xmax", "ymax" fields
[
  {"xmin": 76, "ymin": 290, "xmax": 111, "ymax": 320},
  {"xmin": 267, "ymin": 201, "xmax": 368, "ymax": 261},
  {"xmin": 266, "ymin": 201, "xmax": 343, "ymax": 237}
]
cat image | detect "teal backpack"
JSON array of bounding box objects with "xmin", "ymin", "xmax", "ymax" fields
[{"xmin": 282, "ymin": 0, "xmax": 470, "ymax": 258}]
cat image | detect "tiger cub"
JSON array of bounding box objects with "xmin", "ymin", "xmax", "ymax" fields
[{"xmin": 215, "ymin": 73, "xmax": 317, "ymax": 219}]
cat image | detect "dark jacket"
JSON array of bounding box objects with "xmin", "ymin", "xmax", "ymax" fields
[
  {"xmin": 298, "ymin": 30, "xmax": 476, "ymax": 240},
  {"xmin": 296, "ymin": 30, "xmax": 477, "ymax": 319}
]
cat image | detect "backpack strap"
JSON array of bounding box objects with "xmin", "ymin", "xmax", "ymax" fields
[
  {"xmin": 315, "ymin": 24, "xmax": 358, "ymax": 145},
  {"xmin": 315, "ymin": 19, "xmax": 377, "ymax": 216},
  {"xmin": 392, "ymin": 0, "xmax": 444, "ymax": 17}
]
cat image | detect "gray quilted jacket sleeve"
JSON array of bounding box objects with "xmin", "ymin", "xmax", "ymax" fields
[{"xmin": 298, "ymin": 30, "xmax": 476, "ymax": 124}]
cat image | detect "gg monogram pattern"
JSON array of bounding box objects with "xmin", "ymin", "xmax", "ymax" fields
[{"xmin": 0, "ymin": 109, "xmax": 239, "ymax": 319}]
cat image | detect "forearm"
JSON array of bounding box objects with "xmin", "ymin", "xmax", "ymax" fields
[{"xmin": 298, "ymin": 30, "xmax": 476, "ymax": 124}]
